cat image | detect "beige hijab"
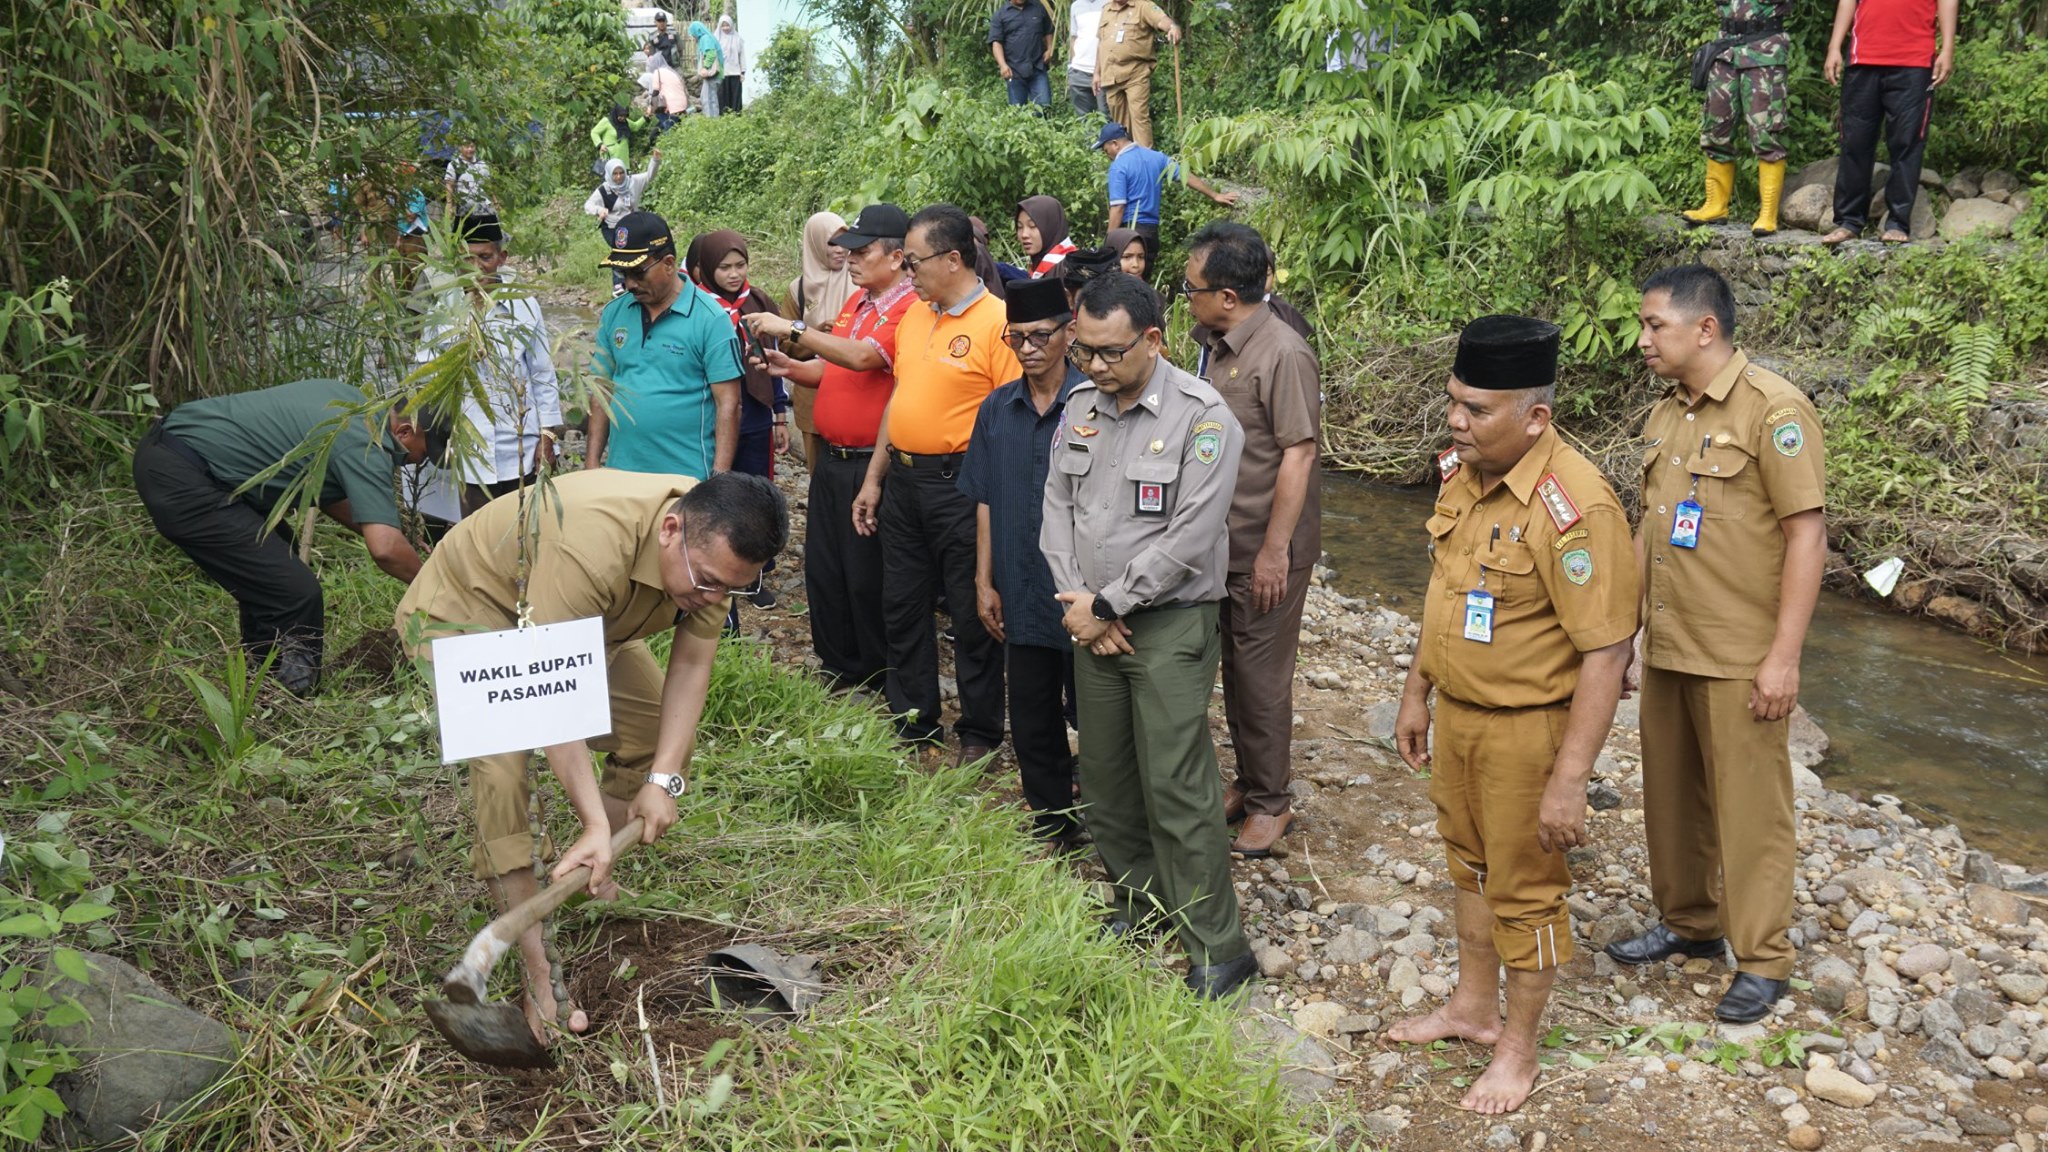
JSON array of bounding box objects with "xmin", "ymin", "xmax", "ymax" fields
[{"xmin": 789, "ymin": 211, "xmax": 855, "ymax": 327}]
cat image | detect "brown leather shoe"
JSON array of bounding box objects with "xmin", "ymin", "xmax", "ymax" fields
[
  {"xmin": 1231, "ymin": 812, "xmax": 1293, "ymax": 858},
  {"xmin": 954, "ymin": 742, "xmax": 997, "ymax": 770},
  {"xmin": 1221, "ymin": 784, "xmax": 1247, "ymax": 824}
]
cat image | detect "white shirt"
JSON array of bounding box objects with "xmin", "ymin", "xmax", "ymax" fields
[
  {"xmin": 1069, "ymin": 0, "xmax": 1106, "ymax": 73},
  {"xmin": 416, "ymin": 283, "xmax": 562, "ymax": 486}
]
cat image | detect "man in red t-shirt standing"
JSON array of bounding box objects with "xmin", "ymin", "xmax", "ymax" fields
[
  {"xmin": 748, "ymin": 204, "xmax": 918, "ymax": 692},
  {"xmin": 1821, "ymin": 0, "xmax": 1958, "ymax": 245}
]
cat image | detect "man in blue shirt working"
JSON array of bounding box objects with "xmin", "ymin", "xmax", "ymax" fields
[
  {"xmin": 1094, "ymin": 122, "xmax": 1237, "ymax": 273},
  {"xmin": 588, "ymin": 211, "xmax": 742, "ymax": 478}
]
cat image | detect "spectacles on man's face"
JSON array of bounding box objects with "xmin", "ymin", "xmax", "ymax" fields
[
  {"xmin": 1067, "ymin": 333, "xmax": 1146, "ymax": 367},
  {"xmin": 678, "ymin": 515, "xmax": 764, "ymax": 597},
  {"xmin": 1002, "ymin": 324, "xmax": 1068, "ymax": 350},
  {"xmin": 903, "ymin": 248, "xmax": 955, "ymax": 274},
  {"xmin": 1178, "ymin": 277, "xmax": 1231, "ymax": 298}
]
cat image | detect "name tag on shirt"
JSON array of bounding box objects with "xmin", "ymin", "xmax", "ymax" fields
[
  {"xmin": 1114, "ymin": 28, "xmax": 1125, "ymax": 41},
  {"xmin": 1670, "ymin": 498, "xmax": 1702, "ymax": 549},
  {"xmin": 1135, "ymin": 480, "xmax": 1164, "ymax": 515},
  {"xmin": 1463, "ymin": 590, "xmax": 1495, "ymax": 644}
]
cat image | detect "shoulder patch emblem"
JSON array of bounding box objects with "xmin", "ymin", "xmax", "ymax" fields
[
  {"xmin": 1773, "ymin": 420, "xmax": 1805, "ymax": 457},
  {"xmin": 1764, "ymin": 406, "xmax": 1800, "ymax": 425},
  {"xmin": 1561, "ymin": 548, "xmax": 1593, "ymax": 586},
  {"xmin": 1193, "ymin": 429, "xmax": 1222, "ymax": 465},
  {"xmin": 612, "ymin": 328, "xmax": 628, "ymax": 349},
  {"xmin": 1051, "ymin": 417, "xmax": 1065, "ymax": 450},
  {"xmin": 1192, "ymin": 419, "xmax": 1224, "ymax": 437},
  {"xmin": 1552, "ymin": 527, "xmax": 1589, "ymax": 552},
  {"xmin": 948, "ymin": 335, "xmax": 971, "ymax": 358},
  {"xmin": 1535, "ymin": 473, "xmax": 1582, "ymax": 533},
  {"xmin": 1437, "ymin": 446, "xmax": 1461, "ymax": 483}
]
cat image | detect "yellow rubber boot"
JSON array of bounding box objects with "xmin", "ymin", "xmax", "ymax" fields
[
  {"xmin": 1682, "ymin": 158, "xmax": 1735, "ymax": 226},
  {"xmin": 1751, "ymin": 159, "xmax": 1786, "ymax": 236}
]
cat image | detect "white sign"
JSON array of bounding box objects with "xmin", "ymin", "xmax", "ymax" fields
[{"xmin": 431, "ymin": 617, "xmax": 611, "ymax": 763}]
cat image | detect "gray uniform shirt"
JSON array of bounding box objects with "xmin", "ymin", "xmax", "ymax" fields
[{"xmin": 1041, "ymin": 355, "xmax": 1243, "ymax": 616}]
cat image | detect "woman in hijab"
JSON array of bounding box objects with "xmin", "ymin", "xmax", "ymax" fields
[
  {"xmin": 966, "ymin": 216, "xmax": 1010, "ymax": 301},
  {"xmin": 688, "ymin": 21, "xmax": 724, "ymax": 116},
  {"xmin": 589, "ymin": 103, "xmax": 644, "ymax": 172},
  {"xmin": 1014, "ymin": 195, "xmax": 1076, "ymax": 279},
  {"xmin": 687, "ymin": 230, "xmax": 785, "ymax": 617},
  {"xmin": 715, "ymin": 15, "xmax": 747, "ymax": 114},
  {"xmin": 1106, "ymin": 226, "xmax": 1149, "ymax": 279},
  {"xmin": 784, "ymin": 211, "xmax": 854, "ymax": 467},
  {"xmin": 584, "ymin": 151, "xmax": 661, "ymax": 292}
]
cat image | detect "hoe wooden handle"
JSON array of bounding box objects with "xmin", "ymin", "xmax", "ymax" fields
[{"xmin": 441, "ymin": 818, "xmax": 645, "ymax": 1002}]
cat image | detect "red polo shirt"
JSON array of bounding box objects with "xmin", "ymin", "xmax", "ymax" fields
[
  {"xmin": 813, "ymin": 278, "xmax": 916, "ymax": 448},
  {"xmin": 1850, "ymin": 0, "xmax": 1939, "ymax": 67}
]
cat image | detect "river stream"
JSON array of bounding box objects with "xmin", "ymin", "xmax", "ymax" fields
[{"xmin": 1320, "ymin": 477, "xmax": 2048, "ymax": 868}]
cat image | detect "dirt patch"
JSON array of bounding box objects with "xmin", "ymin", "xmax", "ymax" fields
[{"xmin": 332, "ymin": 627, "xmax": 404, "ymax": 682}]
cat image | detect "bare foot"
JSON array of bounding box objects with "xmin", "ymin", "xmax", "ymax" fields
[
  {"xmin": 1819, "ymin": 227, "xmax": 1857, "ymax": 246},
  {"xmin": 1386, "ymin": 1004, "xmax": 1502, "ymax": 1046},
  {"xmin": 524, "ymin": 983, "xmax": 591, "ymax": 1044},
  {"xmin": 1881, "ymin": 229, "xmax": 1910, "ymax": 244},
  {"xmin": 1461, "ymin": 1042, "xmax": 1540, "ymax": 1114}
]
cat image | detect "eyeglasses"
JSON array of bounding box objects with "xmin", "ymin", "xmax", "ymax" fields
[
  {"xmin": 1067, "ymin": 334, "xmax": 1145, "ymax": 367},
  {"xmin": 1002, "ymin": 325, "xmax": 1068, "ymax": 350},
  {"xmin": 903, "ymin": 249, "xmax": 955, "ymax": 274},
  {"xmin": 678, "ymin": 515, "xmax": 764, "ymax": 597},
  {"xmin": 1178, "ymin": 277, "xmax": 1232, "ymax": 297}
]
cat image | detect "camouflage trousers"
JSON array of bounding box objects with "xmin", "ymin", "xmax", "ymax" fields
[{"xmin": 1700, "ymin": 60, "xmax": 1788, "ymax": 163}]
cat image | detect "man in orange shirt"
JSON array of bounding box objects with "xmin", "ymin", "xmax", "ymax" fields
[{"xmin": 853, "ymin": 204, "xmax": 1022, "ymax": 763}]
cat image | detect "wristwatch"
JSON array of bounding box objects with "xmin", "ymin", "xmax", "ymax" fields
[
  {"xmin": 1091, "ymin": 595, "xmax": 1121, "ymax": 623},
  {"xmin": 788, "ymin": 320, "xmax": 808, "ymax": 345},
  {"xmin": 646, "ymin": 772, "xmax": 685, "ymax": 798}
]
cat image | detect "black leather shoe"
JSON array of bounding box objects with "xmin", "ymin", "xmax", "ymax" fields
[
  {"xmin": 1715, "ymin": 972, "xmax": 1788, "ymax": 1023},
  {"xmin": 1184, "ymin": 951, "xmax": 1260, "ymax": 1000},
  {"xmin": 1603, "ymin": 923, "xmax": 1727, "ymax": 966},
  {"xmin": 1100, "ymin": 919, "xmax": 1138, "ymax": 943}
]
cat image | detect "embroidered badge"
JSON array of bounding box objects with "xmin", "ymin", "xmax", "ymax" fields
[
  {"xmin": 1051, "ymin": 418, "xmax": 1065, "ymax": 450},
  {"xmin": 1437, "ymin": 446, "xmax": 1461, "ymax": 482},
  {"xmin": 612, "ymin": 328, "xmax": 628, "ymax": 349},
  {"xmin": 1765, "ymin": 406, "xmax": 1800, "ymax": 425},
  {"xmin": 1072, "ymin": 424, "xmax": 1100, "ymax": 438},
  {"xmin": 1535, "ymin": 473, "xmax": 1582, "ymax": 533},
  {"xmin": 1561, "ymin": 548, "xmax": 1593, "ymax": 585},
  {"xmin": 1193, "ymin": 431, "xmax": 1221, "ymax": 465},
  {"xmin": 1191, "ymin": 420, "xmax": 1224, "ymax": 438},
  {"xmin": 1552, "ymin": 527, "xmax": 1589, "ymax": 552},
  {"xmin": 1773, "ymin": 420, "xmax": 1804, "ymax": 457},
  {"xmin": 615, "ymin": 226, "xmax": 629, "ymax": 246},
  {"xmin": 948, "ymin": 335, "xmax": 971, "ymax": 358}
]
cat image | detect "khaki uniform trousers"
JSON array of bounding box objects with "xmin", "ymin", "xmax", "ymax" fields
[
  {"xmin": 1430, "ymin": 695, "xmax": 1574, "ymax": 972},
  {"xmin": 463, "ymin": 639, "xmax": 665, "ymax": 879},
  {"xmin": 1104, "ymin": 71, "xmax": 1156, "ymax": 147},
  {"xmin": 1219, "ymin": 564, "xmax": 1313, "ymax": 818},
  {"xmin": 1076, "ymin": 602, "xmax": 1248, "ymax": 966},
  {"xmin": 1639, "ymin": 666, "xmax": 1796, "ymax": 979}
]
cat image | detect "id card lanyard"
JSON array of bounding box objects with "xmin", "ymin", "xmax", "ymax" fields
[
  {"xmin": 1670, "ymin": 436, "xmax": 1708, "ymax": 549},
  {"xmin": 1464, "ymin": 525, "xmax": 1498, "ymax": 643}
]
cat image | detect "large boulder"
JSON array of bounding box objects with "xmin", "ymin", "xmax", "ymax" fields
[
  {"xmin": 1781, "ymin": 183, "xmax": 1834, "ymax": 232},
  {"xmin": 1942, "ymin": 198, "xmax": 2020, "ymax": 240},
  {"xmin": 1787, "ymin": 705, "xmax": 1830, "ymax": 768},
  {"xmin": 41, "ymin": 952, "xmax": 237, "ymax": 1147},
  {"xmin": 1980, "ymin": 169, "xmax": 2021, "ymax": 202},
  {"xmin": 1786, "ymin": 156, "xmax": 1841, "ymax": 198},
  {"xmin": 1947, "ymin": 166, "xmax": 1984, "ymax": 199}
]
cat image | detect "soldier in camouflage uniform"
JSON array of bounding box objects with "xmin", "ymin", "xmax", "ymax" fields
[{"xmin": 1684, "ymin": 0, "xmax": 1792, "ymax": 236}]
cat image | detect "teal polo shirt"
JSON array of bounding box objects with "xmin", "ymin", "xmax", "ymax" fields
[{"xmin": 592, "ymin": 286, "xmax": 745, "ymax": 479}]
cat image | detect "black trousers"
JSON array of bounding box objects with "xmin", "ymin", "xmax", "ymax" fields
[
  {"xmin": 460, "ymin": 473, "xmax": 535, "ymax": 517},
  {"xmin": 1834, "ymin": 64, "xmax": 1934, "ymax": 234},
  {"xmin": 132, "ymin": 424, "xmax": 324, "ymax": 671},
  {"xmin": 879, "ymin": 461, "xmax": 1003, "ymax": 745},
  {"xmin": 805, "ymin": 450, "xmax": 888, "ymax": 689},
  {"xmin": 1008, "ymin": 642, "xmax": 1078, "ymax": 839},
  {"xmin": 719, "ymin": 74, "xmax": 743, "ymax": 114}
]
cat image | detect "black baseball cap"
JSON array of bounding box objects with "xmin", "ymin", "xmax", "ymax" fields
[
  {"xmin": 830, "ymin": 203, "xmax": 909, "ymax": 250},
  {"xmin": 600, "ymin": 210, "xmax": 676, "ymax": 270}
]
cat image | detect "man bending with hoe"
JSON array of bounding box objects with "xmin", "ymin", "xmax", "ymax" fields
[{"xmin": 397, "ymin": 469, "xmax": 787, "ymax": 1040}]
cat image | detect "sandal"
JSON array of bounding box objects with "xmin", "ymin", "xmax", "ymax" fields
[
  {"xmin": 1819, "ymin": 227, "xmax": 1857, "ymax": 246},
  {"xmin": 1881, "ymin": 229, "xmax": 1910, "ymax": 244}
]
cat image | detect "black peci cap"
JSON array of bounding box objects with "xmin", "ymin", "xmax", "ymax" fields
[
  {"xmin": 1452, "ymin": 314, "xmax": 1562, "ymax": 390},
  {"xmin": 457, "ymin": 213, "xmax": 503, "ymax": 244},
  {"xmin": 1006, "ymin": 276, "xmax": 1071, "ymax": 324},
  {"xmin": 600, "ymin": 211, "xmax": 676, "ymax": 270},
  {"xmin": 830, "ymin": 203, "xmax": 909, "ymax": 249}
]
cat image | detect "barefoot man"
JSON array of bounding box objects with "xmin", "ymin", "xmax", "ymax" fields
[
  {"xmin": 398, "ymin": 469, "xmax": 787, "ymax": 1041},
  {"xmin": 1391, "ymin": 315, "xmax": 1638, "ymax": 1113}
]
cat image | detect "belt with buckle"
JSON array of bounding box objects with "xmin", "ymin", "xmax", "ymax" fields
[
  {"xmin": 824, "ymin": 443, "xmax": 874, "ymax": 460},
  {"xmin": 893, "ymin": 450, "xmax": 964, "ymax": 471}
]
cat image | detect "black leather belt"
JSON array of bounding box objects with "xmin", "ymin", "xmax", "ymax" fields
[
  {"xmin": 893, "ymin": 450, "xmax": 964, "ymax": 471},
  {"xmin": 823, "ymin": 443, "xmax": 874, "ymax": 460}
]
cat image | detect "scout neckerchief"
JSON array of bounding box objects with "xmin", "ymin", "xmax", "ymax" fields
[{"xmin": 1031, "ymin": 238, "xmax": 1077, "ymax": 279}]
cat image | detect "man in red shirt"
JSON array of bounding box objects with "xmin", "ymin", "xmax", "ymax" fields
[
  {"xmin": 1820, "ymin": 0, "xmax": 1958, "ymax": 245},
  {"xmin": 748, "ymin": 204, "xmax": 917, "ymax": 692}
]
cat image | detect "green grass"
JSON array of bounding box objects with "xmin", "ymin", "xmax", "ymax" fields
[{"xmin": 0, "ymin": 481, "xmax": 1340, "ymax": 1150}]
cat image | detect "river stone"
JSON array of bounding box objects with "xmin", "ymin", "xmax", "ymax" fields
[
  {"xmin": 1806, "ymin": 1064, "xmax": 1876, "ymax": 1108},
  {"xmin": 1919, "ymin": 996, "xmax": 1965, "ymax": 1039},
  {"xmin": 1237, "ymin": 1016, "xmax": 1338, "ymax": 1105},
  {"xmin": 1965, "ymin": 1024, "xmax": 2003, "ymax": 1058},
  {"xmin": 1981, "ymin": 169, "xmax": 2021, "ymax": 199},
  {"xmin": 1942, "ymin": 199, "xmax": 2020, "ymax": 240},
  {"xmin": 1811, "ymin": 956, "xmax": 1861, "ymax": 1012},
  {"xmin": 1962, "ymin": 851, "xmax": 2004, "ymax": 887},
  {"xmin": 1787, "ymin": 1124, "xmax": 1824, "ymax": 1151},
  {"xmin": 1953, "ymin": 1104, "xmax": 2014, "ymax": 1137},
  {"xmin": 1898, "ymin": 943, "xmax": 1953, "ymax": 980},
  {"xmin": 41, "ymin": 952, "xmax": 237, "ymax": 1146},
  {"xmin": 1254, "ymin": 943, "xmax": 1297, "ymax": 979},
  {"xmin": 1993, "ymin": 972, "xmax": 2046, "ymax": 1006},
  {"xmin": 1953, "ymin": 985, "xmax": 2005, "ymax": 1026},
  {"xmin": 1293, "ymin": 1001, "xmax": 1348, "ymax": 1039},
  {"xmin": 1387, "ymin": 957, "xmax": 1422, "ymax": 995},
  {"xmin": 1322, "ymin": 928, "xmax": 1380, "ymax": 967},
  {"xmin": 1947, "ymin": 168, "xmax": 1983, "ymax": 199},
  {"xmin": 1788, "ymin": 706, "xmax": 1830, "ymax": 767},
  {"xmin": 1919, "ymin": 1035, "xmax": 1985, "ymax": 1079},
  {"xmin": 1787, "ymin": 156, "xmax": 1841, "ymax": 196},
  {"xmin": 1782, "ymin": 183, "xmax": 1834, "ymax": 232}
]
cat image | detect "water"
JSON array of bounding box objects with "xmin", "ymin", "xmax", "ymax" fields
[{"xmin": 1319, "ymin": 476, "xmax": 2048, "ymax": 868}]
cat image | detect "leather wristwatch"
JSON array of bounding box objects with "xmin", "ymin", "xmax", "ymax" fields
[{"xmin": 1091, "ymin": 595, "xmax": 1120, "ymax": 623}]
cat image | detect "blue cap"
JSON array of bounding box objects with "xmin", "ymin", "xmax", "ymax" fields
[{"xmin": 1092, "ymin": 122, "xmax": 1131, "ymax": 150}]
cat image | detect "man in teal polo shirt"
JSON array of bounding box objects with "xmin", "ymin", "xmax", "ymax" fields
[{"xmin": 587, "ymin": 211, "xmax": 742, "ymax": 478}]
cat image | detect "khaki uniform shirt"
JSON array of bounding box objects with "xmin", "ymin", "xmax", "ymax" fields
[
  {"xmin": 1041, "ymin": 356, "xmax": 1242, "ymax": 616},
  {"xmin": 1094, "ymin": 0, "xmax": 1174, "ymax": 88},
  {"xmin": 1639, "ymin": 350, "xmax": 1824, "ymax": 679},
  {"xmin": 1420, "ymin": 426, "xmax": 1640, "ymax": 710},
  {"xmin": 396, "ymin": 469, "xmax": 725, "ymax": 646},
  {"xmin": 1200, "ymin": 305, "xmax": 1323, "ymax": 574}
]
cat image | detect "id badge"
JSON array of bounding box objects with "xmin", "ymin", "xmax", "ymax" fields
[
  {"xmin": 1115, "ymin": 28, "xmax": 1126, "ymax": 41},
  {"xmin": 1462, "ymin": 590, "xmax": 1495, "ymax": 643},
  {"xmin": 1670, "ymin": 498, "xmax": 1703, "ymax": 549},
  {"xmin": 1134, "ymin": 480, "xmax": 1165, "ymax": 515}
]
